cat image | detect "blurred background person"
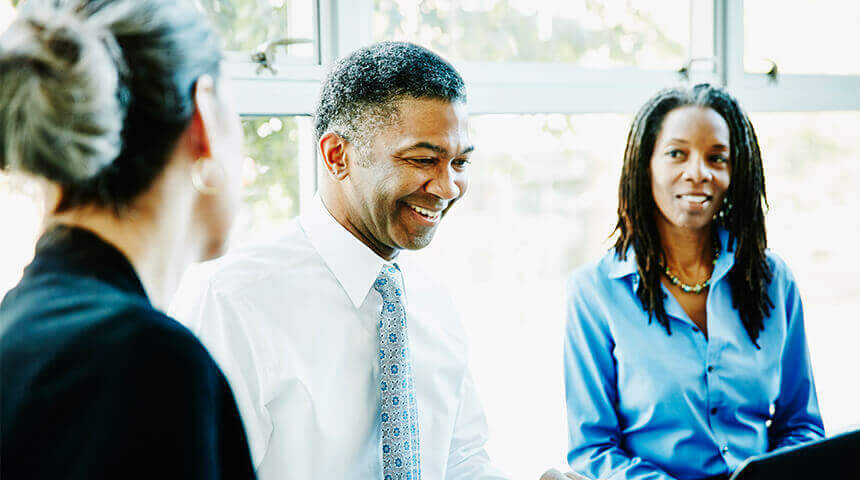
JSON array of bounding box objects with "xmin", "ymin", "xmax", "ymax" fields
[
  {"xmin": 563, "ymin": 84, "xmax": 824, "ymax": 480},
  {"xmin": 0, "ymin": 0, "xmax": 255, "ymax": 478}
]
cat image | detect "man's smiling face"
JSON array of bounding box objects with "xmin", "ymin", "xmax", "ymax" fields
[{"xmin": 342, "ymin": 97, "xmax": 473, "ymax": 258}]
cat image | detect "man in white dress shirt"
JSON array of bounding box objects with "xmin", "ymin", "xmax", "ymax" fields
[{"xmin": 171, "ymin": 42, "xmax": 510, "ymax": 480}]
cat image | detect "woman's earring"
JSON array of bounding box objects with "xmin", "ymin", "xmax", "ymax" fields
[
  {"xmin": 714, "ymin": 199, "xmax": 732, "ymax": 222},
  {"xmin": 191, "ymin": 159, "xmax": 220, "ymax": 195}
]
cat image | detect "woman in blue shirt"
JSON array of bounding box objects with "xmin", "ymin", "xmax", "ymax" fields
[{"xmin": 564, "ymin": 84, "xmax": 824, "ymax": 480}]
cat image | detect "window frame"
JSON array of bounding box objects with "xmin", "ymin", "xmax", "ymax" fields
[
  {"xmin": 226, "ymin": 0, "xmax": 860, "ymax": 209},
  {"xmin": 721, "ymin": 0, "xmax": 860, "ymax": 112},
  {"xmin": 227, "ymin": 0, "xmax": 860, "ymax": 116},
  {"xmin": 214, "ymin": 0, "xmax": 860, "ymax": 234}
]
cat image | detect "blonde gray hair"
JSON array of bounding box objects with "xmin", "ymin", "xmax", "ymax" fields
[
  {"xmin": 0, "ymin": 1, "xmax": 125, "ymax": 183},
  {"xmin": 0, "ymin": 0, "xmax": 222, "ymax": 211}
]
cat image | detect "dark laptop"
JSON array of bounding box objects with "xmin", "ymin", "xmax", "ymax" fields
[{"xmin": 729, "ymin": 429, "xmax": 860, "ymax": 479}]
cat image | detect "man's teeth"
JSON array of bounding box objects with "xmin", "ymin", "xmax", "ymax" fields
[
  {"xmin": 408, "ymin": 204, "xmax": 441, "ymax": 219},
  {"xmin": 680, "ymin": 195, "xmax": 709, "ymax": 203}
]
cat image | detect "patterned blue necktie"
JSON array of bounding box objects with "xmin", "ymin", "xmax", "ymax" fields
[{"xmin": 373, "ymin": 263, "xmax": 421, "ymax": 480}]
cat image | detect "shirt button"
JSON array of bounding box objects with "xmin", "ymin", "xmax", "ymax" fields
[
  {"xmin": 711, "ymin": 407, "xmax": 718, "ymax": 415},
  {"xmin": 707, "ymin": 365, "xmax": 714, "ymax": 373},
  {"xmin": 692, "ymin": 326, "xmax": 700, "ymax": 333},
  {"xmin": 721, "ymin": 445, "xmax": 729, "ymax": 454}
]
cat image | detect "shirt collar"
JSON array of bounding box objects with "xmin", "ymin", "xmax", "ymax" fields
[
  {"xmin": 711, "ymin": 227, "xmax": 735, "ymax": 284},
  {"xmin": 608, "ymin": 247, "xmax": 639, "ymax": 280},
  {"xmin": 299, "ymin": 195, "xmax": 389, "ymax": 308},
  {"xmin": 607, "ymin": 227, "xmax": 736, "ymax": 285}
]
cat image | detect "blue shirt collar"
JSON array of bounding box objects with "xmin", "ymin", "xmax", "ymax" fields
[{"xmin": 607, "ymin": 227, "xmax": 736, "ymax": 288}]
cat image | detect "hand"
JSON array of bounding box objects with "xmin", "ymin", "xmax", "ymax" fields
[{"xmin": 540, "ymin": 467, "xmax": 597, "ymax": 480}]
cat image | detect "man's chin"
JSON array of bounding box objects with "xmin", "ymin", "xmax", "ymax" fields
[{"xmin": 395, "ymin": 230, "xmax": 437, "ymax": 251}]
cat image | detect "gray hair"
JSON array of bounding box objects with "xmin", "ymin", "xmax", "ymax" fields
[
  {"xmin": 0, "ymin": 0, "xmax": 222, "ymax": 211},
  {"xmin": 0, "ymin": 1, "xmax": 124, "ymax": 183},
  {"xmin": 314, "ymin": 41, "xmax": 466, "ymax": 152}
]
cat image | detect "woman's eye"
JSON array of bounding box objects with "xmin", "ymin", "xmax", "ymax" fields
[
  {"xmin": 453, "ymin": 158, "xmax": 471, "ymax": 168},
  {"xmin": 711, "ymin": 155, "xmax": 729, "ymax": 163},
  {"xmin": 667, "ymin": 149, "xmax": 685, "ymax": 159}
]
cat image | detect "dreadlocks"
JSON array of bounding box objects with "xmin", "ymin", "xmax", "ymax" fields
[{"xmin": 614, "ymin": 83, "xmax": 774, "ymax": 346}]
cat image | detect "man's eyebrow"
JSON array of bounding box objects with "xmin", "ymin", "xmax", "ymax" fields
[
  {"xmin": 395, "ymin": 142, "xmax": 475, "ymax": 156},
  {"xmin": 397, "ymin": 142, "xmax": 448, "ymax": 155}
]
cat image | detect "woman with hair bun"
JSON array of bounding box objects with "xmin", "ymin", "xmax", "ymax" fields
[
  {"xmin": 563, "ymin": 84, "xmax": 824, "ymax": 480},
  {"xmin": 0, "ymin": 1, "xmax": 255, "ymax": 478}
]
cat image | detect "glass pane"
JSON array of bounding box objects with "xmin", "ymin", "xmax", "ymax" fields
[
  {"xmin": 745, "ymin": 1, "xmax": 860, "ymax": 75},
  {"xmin": 374, "ymin": 0, "xmax": 690, "ymax": 69},
  {"xmin": 751, "ymin": 111, "xmax": 860, "ymax": 435},
  {"xmin": 236, "ymin": 115, "xmax": 310, "ymax": 241},
  {"xmin": 197, "ymin": 0, "xmax": 316, "ymax": 58},
  {"xmin": 0, "ymin": 174, "xmax": 45, "ymax": 301},
  {"xmin": 1, "ymin": 0, "xmax": 16, "ymax": 32}
]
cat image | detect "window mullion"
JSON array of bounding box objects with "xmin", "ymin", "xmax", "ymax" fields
[
  {"xmin": 712, "ymin": 0, "xmax": 728, "ymax": 86},
  {"xmin": 723, "ymin": 0, "xmax": 745, "ymax": 89},
  {"xmin": 326, "ymin": 0, "xmax": 373, "ymax": 63}
]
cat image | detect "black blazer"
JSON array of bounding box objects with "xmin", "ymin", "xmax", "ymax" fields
[{"xmin": 0, "ymin": 226, "xmax": 256, "ymax": 479}]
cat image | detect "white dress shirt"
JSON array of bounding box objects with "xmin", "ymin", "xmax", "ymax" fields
[{"xmin": 170, "ymin": 196, "xmax": 508, "ymax": 480}]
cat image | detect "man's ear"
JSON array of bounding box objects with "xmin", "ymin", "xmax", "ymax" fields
[
  {"xmin": 319, "ymin": 132, "xmax": 351, "ymax": 181},
  {"xmin": 189, "ymin": 75, "xmax": 218, "ymax": 161}
]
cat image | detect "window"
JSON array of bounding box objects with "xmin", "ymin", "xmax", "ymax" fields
[
  {"xmin": 723, "ymin": 0, "xmax": 860, "ymax": 113},
  {"xmin": 199, "ymin": 0, "xmax": 319, "ymax": 63},
  {"xmin": 371, "ymin": 0, "xmax": 717, "ymax": 115},
  {"xmin": 234, "ymin": 115, "xmax": 313, "ymax": 242},
  {"xmin": 375, "ymin": 0, "xmax": 690, "ymax": 69},
  {"xmin": 751, "ymin": 111, "xmax": 860, "ymax": 436},
  {"xmin": 0, "ymin": 0, "xmax": 13, "ymax": 31},
  {"xmin": 0, "ymin": 174, "xmax": 44, "ymax": 299},
  {"xmin": 744, "ymin": 1, "xmax": 860, "ymax": 76}
]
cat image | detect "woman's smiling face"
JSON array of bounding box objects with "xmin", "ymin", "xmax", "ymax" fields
[{"xmin": 650, "ymin": 105, "xmax": 732, "ymax": 232}]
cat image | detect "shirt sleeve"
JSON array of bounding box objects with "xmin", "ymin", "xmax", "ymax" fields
[
  {"xmin": 564, "ymin": 273, "xmax": 678, "ymax": 480},
  {"xmin": 170, "ymin": 270, "xmax": 274, "ymax": 467},
  {"xmin": 767, "ymin": 267, "xmax": 825, "ymax": 450},
  {"xmin": 444, "ymin": 369, "xmax": 511, "ymax": 480}
]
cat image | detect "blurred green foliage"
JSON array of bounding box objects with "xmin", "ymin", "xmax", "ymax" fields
[
  {"xmin": 374, "ymin": 0, "xmax": 684, "ymax": 65},
  {"xmin": 198, "ymin": 0, "xmax": 291, "ymax": 52},
  {"xmin": 240, "ymin": 116, "xmax": 304, "ymax": 223}
]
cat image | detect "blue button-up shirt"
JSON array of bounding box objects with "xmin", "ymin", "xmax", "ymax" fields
[{"xmin": 564, "ymin": 228, "xmax": 824, "ymax": 480}]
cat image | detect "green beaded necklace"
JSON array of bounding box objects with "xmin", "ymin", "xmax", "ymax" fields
[{"xmin": 662, "ymin": 240, "xmax": 721, "ymax": 294}]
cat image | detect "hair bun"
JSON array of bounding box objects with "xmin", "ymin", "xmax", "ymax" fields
[{"xmin": 0, "ymin": 4, "xmax": 127, "ymax": 184}]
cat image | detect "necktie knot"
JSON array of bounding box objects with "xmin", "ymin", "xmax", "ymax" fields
[{"xmin": 374, "ymin": 263, "xmax": 404, "ymax": 303}]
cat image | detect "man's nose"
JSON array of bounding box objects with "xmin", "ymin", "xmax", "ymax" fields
[{"xmin": 426, "ymin": 165, "xmax": 461, "ymax": 200}]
